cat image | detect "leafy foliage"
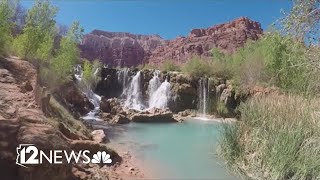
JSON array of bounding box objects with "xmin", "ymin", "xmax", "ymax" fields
[
  {"xmin": 49, "ymin": 21, "xmax": 84, "ymax": 86},
  {"xmin": 161, "ymin": 59, "xmax": 180, "ymax": 72},
  {"xmin": 181, "ymin": 57, "xmax": 212, "ymax": 77},
  {"xmin": 12, "ymin": 0, "xmax": 58, "ymax": 61},
  {"xmin": 0, "ymin": 0, "xmax": 16, "ymax": 55},
  {"xmin": 81, "ymin": 59, "xmax": 102, "ymax": 90}
]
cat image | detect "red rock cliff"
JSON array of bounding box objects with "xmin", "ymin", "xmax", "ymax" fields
[
  {"xmin": 80, "ymin": 17, "xmax": 263, "ymax": 67},
  {"xmin": 148, "ymin": 17, "xmax": 263, "ymax": 65},
  {"xmin": 80, "ymin": 30, "xmax": 164, "ymax": 67}
]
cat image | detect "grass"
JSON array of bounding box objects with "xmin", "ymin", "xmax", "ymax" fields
[{"xmin": 218, "ymin": 94, "xmax": 320, "ymax": 180}]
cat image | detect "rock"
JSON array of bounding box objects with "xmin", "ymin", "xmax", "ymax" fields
[
  {"xmin": 131, "ymin": 108, "xmax": 178, "ymax": 123},
  {"xmin": 112, "ymin": 115, "xmax": 130, "ymax": 124},
  {"xmin": 100, "ymin": 96, "xmax": 111, "ymax": 113},
  {"xmin": 90, "ymin": 130, "xmax": 106, "ymax": 143},
  {"xmin": 171, "ymin": 83, "xmax": 198, "ymax": 112},
  {"xmin": 80, "ymin": 17, "xmax": 262, "ymax": 67},
  {"xmin": 101, "ymin": 112, "xmax": 113, "ymax": 121},
  {"xmin": 80, "ymin": 30, "xmax": 164, "ymax": 67},
  {"xmin": 129, "ymin": 167, "xmax": 135, "ymax": 171},
  {"xmin": 20, "ymin": 80, "xmax": 33, "ymax": 92},
  {"xmin": 59, "ymin": 122, "xmax": 86, "ymax": 140},
  {"xmin": 216, "ymin": 84, "xmax": 227, "ymax": 95},
  {"xmin": 148, "ymin": 17, "xmax": 263, "ymax": 65},
  {"xmin": 178, "ymin": 109, "xmax": 195, "ymax": 117},
  {"xmin": 56, "ymin": 82, "xmax": 94, "ymax": 116}
]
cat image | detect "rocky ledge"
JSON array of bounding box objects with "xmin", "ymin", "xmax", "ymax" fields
[{"xmin": 131, "ymin": 108, "xmax": 180, "ymax": 123}]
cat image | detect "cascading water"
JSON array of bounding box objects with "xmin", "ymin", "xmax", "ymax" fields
[
  {"xmin": 149, "ymin": 79, "xmax": 171, "ymax": 109},
  {"xmin": 124, "ymin": 71, "xmax": 144, "ymax": 110},
  {"xmin": 74, "ymin": 64, "xmax": 102, "ymax": 120},
  {"xmin": 117, "ymin": 68, "xmax": 130, "ymax": 94},
  {"xmin": 148, "ymin": 70, "xmax": 161, "ymax": 99},
  {"xmin": 198, "ymin": 78, "xmax": 209, "ymax": 117}
]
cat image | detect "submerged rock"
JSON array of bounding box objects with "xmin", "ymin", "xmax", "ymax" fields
[{"xmin": 130, "ymin": 108, "xmax": 179, "ymax": 123}]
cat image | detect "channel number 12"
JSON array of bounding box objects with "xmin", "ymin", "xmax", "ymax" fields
[{"xmin": 20, "ymin": 145, "xmax": 39, "ymax": 164}]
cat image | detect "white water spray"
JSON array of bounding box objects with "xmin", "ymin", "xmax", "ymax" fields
[
  {"xmin": 124, "ymin": 71, "xmax": 144, "ymax": 110},
  {"xmin": 117, "ymin": 68, "xmax": 130, "ymax": 94},
  {"xmin": 198, "ymin": 78, "xmax": 209, "ymax": 117},
  {"xmin": 74, "ymin": 64, "xmax": 102, "ymax": 120},
  {"xmin": 149, "ymin": 80, "xmax": 171, "ymax": 109},
  {"xmin": 148, "ymin": 70, "xmax": 161, "ymax": 99}
]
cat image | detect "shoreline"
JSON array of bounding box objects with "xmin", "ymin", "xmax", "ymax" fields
[{"xmin": 105, "ymin": 139, "xmax": 153, "ymax": 180}]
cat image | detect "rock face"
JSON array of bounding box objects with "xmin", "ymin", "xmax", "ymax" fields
[
  {"xmin": 80, "ymin": 30, "xmax": 164, "ymax": 67},
  {"xmin": 55, "ymin": 82, "xmax": 94, "ymax": 117},
  {"xmin": 0, "ymin": 57, "xmax": 123, "ymax": 180},
  {"xmin": 81, "ymin": 17, "xmax": 263, "ymax": 67},
  {"xmin": 149, "ymin": 17, "xmax": 263, "ymax": 65},
  {"xmin": 130, "ymin": 108, "xmax": 179, "ymax": 123}
]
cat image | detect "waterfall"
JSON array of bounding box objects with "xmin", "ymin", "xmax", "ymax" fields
[
  {"xmin": 148, "ymin": 70, "xmax": 161, "ymax": 99},
  {"xmin": 117, "ymin": 68, "xmax": 129, "ymax": 94},
  {"xmin": 149, "ymin": 80, "xmax": 171, "ymax": 109},
  {"xmin": 198, "ymin": 78, "xmax": 209, "ymax": 117},
  {"xmin": 124, "ymin": 71, "xmax": 144, "ymax": 110},
  {"xmin": 74, "ymin": 64, "xmax": 102, "ymax": 120}
]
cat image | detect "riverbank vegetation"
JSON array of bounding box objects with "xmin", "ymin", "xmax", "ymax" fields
[
  {"xmin": 218, "ymin": 1, "xmax": 320, "ymax": 179},
  {"xmin": 219, "ymin": 95, "xmax": 320, "ymax": 179}
]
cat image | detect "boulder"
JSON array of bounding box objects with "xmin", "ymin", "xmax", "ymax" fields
[
  {"xmin": 131, "ymin": 108, "xmax": 178, "ymax": 123},
  {"xmin": 170, "ymin": 83, "xmax": 198, "ymax": 112},
  {"xmin": 112, "ymin": 114, "xmax": 130, "ymax": 124},
  {"xmin": 100, "ymin": 96, "xmax": 111, "ymax": 113},
  {"xmin": 90, "ymin": 130, "xmax": 107, "ymax": 143},
  {"xmin": 56, "ymin": 82, "xmax": 94, "ymax": 116}
]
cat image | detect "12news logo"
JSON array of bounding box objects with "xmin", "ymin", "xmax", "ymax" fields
[{"xmin": 16, "ymin": 144, "xmax": 112, "ymax": 168}]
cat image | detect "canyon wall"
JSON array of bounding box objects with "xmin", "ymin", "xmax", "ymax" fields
[
  {"xmin": 80, "ymin": 17, "xmax": 263, "ymax": 67},
  {"xmin": 149, "ymin": 17, "xmax": 263, "ymax": 65},
  {"xmin": 80, "ymin": 30, "xmax": 164, "ymax": 67}
]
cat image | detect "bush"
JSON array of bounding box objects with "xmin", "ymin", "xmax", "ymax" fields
[
  {"xmin": 181, "ymin": 56, "xmax": 211, "ymax": 77},
  {"xmin": 219, "ymin": 94, "xmax": 320, "ymax": 179},
  {"xmin": 161, "ymin": 59, "xmax": 180, "ymax": 72},
  {"xmin": 80, "ymin": 59, "xmax": 101, "ymax": 90}
]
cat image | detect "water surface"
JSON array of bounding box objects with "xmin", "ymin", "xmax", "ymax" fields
[{"xmin": 109, "ymin": 118, "xmax": 238, "ymax": 180}]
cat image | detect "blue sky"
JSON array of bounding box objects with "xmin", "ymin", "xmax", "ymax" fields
[{"xmin": 21, "ymin": 0, "xmax": 292, "ymax": 39}]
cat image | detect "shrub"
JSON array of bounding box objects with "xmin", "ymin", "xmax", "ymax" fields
[
  {"xmin": 219, "ymin": 94, "xmax": 320, "ymax": 180},
  {"xmin": 80, "ymin": 59, "xmax": 102, "ymax": 91},
  {"xmin": 181, "ymin": 56, "xmax": 211, "ymax": 77},
  {"xmin": 161, "ymin": 59, "xmax": 180, "ymax": 72}
]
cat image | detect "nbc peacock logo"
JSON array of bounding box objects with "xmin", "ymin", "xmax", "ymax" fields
[{"xmin": 91, "ymin": 151, "xmax": 112, "ymax": 164}]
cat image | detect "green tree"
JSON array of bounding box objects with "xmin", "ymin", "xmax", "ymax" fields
[
  {"xmin": 13, "ymin": 0, "xmax": 57, "ymax": 61},
  {"xmin": 50, "ymin": 21, "xmax": 83, "ymax": 85},
  {"xmin": 280, "ymin": 0, "xmax": 320, "ymax": 44},
  {"xmin": 0, "ymin": 0, "xmax": 17, "ymax": 55},
  {"xmin": 81, "ymin": 59, "xmax": 101, "ymax": 91}
]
